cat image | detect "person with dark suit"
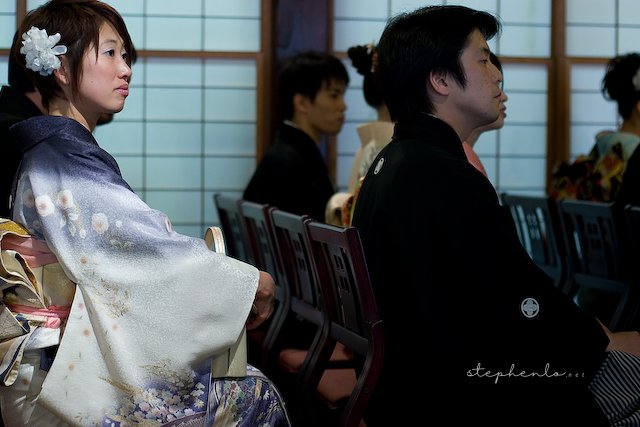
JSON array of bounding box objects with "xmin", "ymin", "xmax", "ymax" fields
[
  {"xmin": 243, "ymin": 51, "xmax": 349, "ymax": 222},
  {"xmin": 352, "ymin": 5, "xmax": 640, "ymax": 426}
]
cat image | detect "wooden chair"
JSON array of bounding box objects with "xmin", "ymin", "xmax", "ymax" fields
[
  {"xmin": 239, "ymin": 200, "xmax": 281, "ymax": 279},
  {"xmin": 301, "ymin": 220, "xmax": 384, "ymax": 427},
  {"xmin": 238, "ymin": 200, "xmax": 287, "ymax": 372},
  {"xmin": 623, "ymin": 204, "xmax": 640, "ymax": 330},
  {"xmin": 558, "ymin": 199, "xmax": 631, "ymax": 331},
  {"xmin": 212, "ymin": 193, "xmax": 252, "ymax": 264},
  {"xmin": 501, "ymin": 193, "xmax": 569, "ymax": 292},
  {"xmin": 267, "ymin": 209, "xmax": 356, "ymax": 421}
]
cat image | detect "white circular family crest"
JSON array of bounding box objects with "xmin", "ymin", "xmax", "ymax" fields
[
  {"xmin": 520, "ymin": 297, "xmax": 539, "ymax": 318},
  {"xmin": 374, "ymin": 158, "xmax": 384, "ymax": 174}
]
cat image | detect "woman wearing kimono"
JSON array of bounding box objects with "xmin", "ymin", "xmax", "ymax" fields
[{"xmin": 0, "ymin": 1, "xmax": 290, "ymax": 426}]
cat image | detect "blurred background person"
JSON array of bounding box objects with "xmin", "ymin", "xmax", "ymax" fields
[
  {"xmin": 327, "ymin": 43, "xmax": 393, "ymax": 226},
  {"xmin": 346, "ymin": 43, "xmax": 393, "ymax": 194},
  {"xmin": 604, "ymin": 53, "xmax": 640, "ymax": 207},
  {"xmin": 552, "ymin": 53, "xmax": 640, "ymax": 203},
  {"xmin": 243, "ymin": 51, "xmax": 349, "ymax": 222}
]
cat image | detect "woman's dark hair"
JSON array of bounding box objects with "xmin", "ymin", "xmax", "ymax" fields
[
  {"xmin": 347, "ymin": 44, "xmax": 385, "ymax": 109},
  {"xmin": 601, "ymin": 53, "xmax": 640, "ymax": 119},
  {"xmin": 13, "ymin": 0, "xmax": 135, "ymax": 108}
]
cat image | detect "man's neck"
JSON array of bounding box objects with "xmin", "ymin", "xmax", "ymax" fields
[
  {"xmin": 285, "ymin": 119, "xmax": 321, "ymax": 144},
  {"xmin": 430, "ymin": 109, "xmax": 471, "ymax": 143}
]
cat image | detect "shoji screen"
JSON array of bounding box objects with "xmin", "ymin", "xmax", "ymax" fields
[{"xmin": 0, "ymin": 3, "xmax": 16, "ymax": 83}]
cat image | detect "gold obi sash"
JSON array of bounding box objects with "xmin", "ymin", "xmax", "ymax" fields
[{"xmin": 0, "ymin": 219, "xmax": 75, "ymax": 386}]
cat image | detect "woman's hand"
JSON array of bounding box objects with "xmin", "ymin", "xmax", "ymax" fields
[
  {"xmin": 606, "ymin": 330, "xmax": 640, "ymax": 356},
  {"xmin": 245, "ymin": 270, "xmax": 276, "ymax": 330},
  {"xmin": 600, "ymin": 318, "xmax": 640, "ymax": 356}
]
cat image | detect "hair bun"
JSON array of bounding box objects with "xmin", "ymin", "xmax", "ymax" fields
[{"xmin": 348, "ymin": 44, "xmax": 374, "ymax": 76}]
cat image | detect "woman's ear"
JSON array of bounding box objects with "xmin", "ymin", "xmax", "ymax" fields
[
  {"xmin": 429, "ymin": 70, "xmax": 450, "ymax": 96},
  {"xmin": 53, "ymin": 57, "xmax": 71, "ymax": 87}
]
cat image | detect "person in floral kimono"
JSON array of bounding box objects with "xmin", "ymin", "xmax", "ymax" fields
[{"xmin": 0, "ymin": 1, "xmax": 291, "ymax": 426}]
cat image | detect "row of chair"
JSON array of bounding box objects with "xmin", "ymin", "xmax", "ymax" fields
[
  {"xmin": 501, "ymin": 193, "xmax": 640, "ymax": 332},
  {"xmin": 213, "ymin": 193, "xmax": 383, "ymax": 427}
]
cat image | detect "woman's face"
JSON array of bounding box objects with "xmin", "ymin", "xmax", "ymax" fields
[{"xmin": 77, "ymin": 22, "xmax": 131, "ymax": 121}]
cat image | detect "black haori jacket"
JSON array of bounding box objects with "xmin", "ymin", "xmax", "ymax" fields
[
  {"xmin": 352, "ymin": 113, "xmax": 610, "ymax": 426},
  {"xmin": 243, "ymin": 123, "xmax": 335, "ymax": 222}
]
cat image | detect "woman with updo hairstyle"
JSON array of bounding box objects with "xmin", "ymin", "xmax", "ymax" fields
[
  {"xmin": 552, "ymin": 53, "xmax": 640, "ymax": 202},
  {"xmin": 604, "ymin": 53, "xmax": 640, "ymax": 206},
  {"xmin": 346, "ymin": 43, "xmax": 393, "ymax": 194},
  {"xmin": 602, "ymin": 53, "xmax": 640, "ymax": 122},
  {"xmin": 325, "ymin": 43, "xmax": 394, "ymax": 227}
]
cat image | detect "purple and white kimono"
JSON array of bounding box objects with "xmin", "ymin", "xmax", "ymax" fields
[{"xmin": 1, "ymin": 116, "xmax": 290, "ymax": 427}]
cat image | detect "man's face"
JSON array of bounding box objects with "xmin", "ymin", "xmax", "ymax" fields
[
  {"xmin": 474, "ymin": 77, "xmax": 508, "ymax": 134},
  {"xmin": 306, "ymin": 78, "xmax": 347, "ymax": 137},
  {"xmin": 450, "ymin": 29, "xmax": 503, "ymax": 131}
]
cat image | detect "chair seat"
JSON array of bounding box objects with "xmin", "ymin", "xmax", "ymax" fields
[
  {"xmin": 317, "ymin": 368, "xmax": 357, "ymax": 407},
  {"xmin": 277, "ymin": 342, "xmax": 354, "ymax": 374},
  {"xmin": 316, "ymin": 369, "xmax": 368, "ymax": 427}
]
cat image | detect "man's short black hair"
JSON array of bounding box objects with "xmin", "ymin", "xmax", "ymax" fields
[{"xmin": 378, "ymin": 5, "xmax": 501, "ymax": 122}]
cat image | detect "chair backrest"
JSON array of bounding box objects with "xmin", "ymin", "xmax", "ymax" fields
[
  {"xmin": 213, "ymin": 193, "xmax": 252, "ymax": 264},
  {"xmin": 625, "ymin": 204, "xmax": 640, "ymax": 265},
  {"xmin": 238, "ymin": 201, "xmax": 290, "ymax": 374},
  {"xmin": 303, "ymin": 220, "xmax": 384, "ymax": 427},
  {"xmin": 558, "ymin": 199, "xmax": 630, "ymax": 330},
  {"xmin": 239, "ymin": 200, "xmax": 281, "ymax": 279},
  {"xmin": 623, "ymin": 204, "xmax": 640, "ymax": 330},
  {"xmin": 266, "ymin": 208, "xmax": 326, "ymax": 373},
  {"xmin": 501, "ymin": 193, "xmax": 568, "ymax": 292}
]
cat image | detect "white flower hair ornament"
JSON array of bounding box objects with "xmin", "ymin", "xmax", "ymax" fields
[
  {"xmin": 20, "ymin": 26, "xmax": 68, "ymax": 76},
  {"xmin": 633, "ymin": 67, "xmax": 640, "ymax": 92}
]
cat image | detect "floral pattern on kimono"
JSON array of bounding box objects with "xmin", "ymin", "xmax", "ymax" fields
[{"xmin": 2, "ymin": 115, "xmax": 290, "ymax": 426}]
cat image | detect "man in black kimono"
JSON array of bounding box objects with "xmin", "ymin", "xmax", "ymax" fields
[
  {"xmin": 351, "ymin": 5, "xmax": 640, "ymax": 426},
  {"xmin": 243, "ymin": 51, "xmax": 349, "ymax": 222}
]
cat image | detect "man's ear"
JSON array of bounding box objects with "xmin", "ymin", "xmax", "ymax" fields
[
  {"xmin": 429, "ymin": 70, "xmax": 450, "ymax": 96},
  {"xmin": 53, "ymin": 57, "xmax": 71, "ymax": 87},
  {"xmin": 293, "ymin": 93, "xmax": 311, "ymax": 114}
]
